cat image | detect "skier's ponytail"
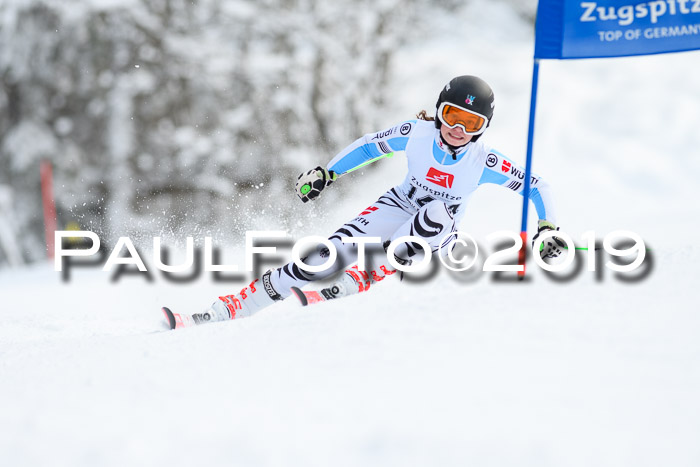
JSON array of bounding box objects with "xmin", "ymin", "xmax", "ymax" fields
[{"xmin": 416, "ymin": 110, "xmax": 435, "ymax": 122}]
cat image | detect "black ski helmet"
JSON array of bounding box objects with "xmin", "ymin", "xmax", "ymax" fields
[{"xmin": 435, "ymin": 75, "xmax": 495, "ymax": 142}]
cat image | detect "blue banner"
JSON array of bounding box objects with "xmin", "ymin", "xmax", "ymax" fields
[{"xmin": 535, "ymin": 0, "xmax": 700, "ymax": 59}]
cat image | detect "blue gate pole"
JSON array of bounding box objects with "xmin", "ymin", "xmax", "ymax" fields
[{"xmin": 518, "ymin": 58, "xmax": 541, "ymax": 279}]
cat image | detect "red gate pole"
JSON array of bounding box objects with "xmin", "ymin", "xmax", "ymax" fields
[{"xmin": 40, "ymin": 160, "xmax": 58, "ymax": 259}]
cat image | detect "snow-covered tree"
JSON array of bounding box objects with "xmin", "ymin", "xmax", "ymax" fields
[{"xmin": 1, "ymin": 0, "xmax": 533, "ymax": 267}]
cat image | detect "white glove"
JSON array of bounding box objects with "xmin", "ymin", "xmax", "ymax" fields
[
  {"xmin": 532, "ymin": 220, "xmax": 566, "ymax": 259},
  {"xmin": 295, "ymin": 166, "xmax": 337, "ymax": 203}
]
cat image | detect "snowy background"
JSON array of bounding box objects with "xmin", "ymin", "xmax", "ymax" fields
[{"xmin": 1, "ymin": 0, "xmax": 700, "ymax": 466}]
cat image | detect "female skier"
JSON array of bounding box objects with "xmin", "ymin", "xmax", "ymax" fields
[{"xmin": 164, "ymin": 75, "xmax": 564, "ymax": 328}]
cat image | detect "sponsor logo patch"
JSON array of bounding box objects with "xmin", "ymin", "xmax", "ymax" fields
[
  {"xmin": 486, "ymin": 153, "xmax": 498, "ymax": 168},
  {"xmin": 400, "ymin": 123, "xmax": 412, "ymax": 135},
  {"xmin": 372, "ymin": 128, "xmax": 395, "ymax": 140},
  {"xmin": 426, "ymin": 167, "xmax": 454, "ymax": 189},
  {"xmin": 262, "ymin": 272, "xmax": 281, "ymax": 301},
  {"xmin": 501, "ymin": 160, "xmax": 511, "ymax": 173},
  {"xmin": 508, "ymin": 165, "xmax": 524, "ymax": 179}
]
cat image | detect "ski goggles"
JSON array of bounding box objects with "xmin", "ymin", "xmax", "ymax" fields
[{"xmin": 437, "ymin": 102, "xmax": 489, "ymax": 135}]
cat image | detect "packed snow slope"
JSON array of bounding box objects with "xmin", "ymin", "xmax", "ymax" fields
[
  {"xmin": 1, "ymin": 246, "xmax": 699, "ymax": 467},
  {"xmin": 2, "ymin": 1, "xmax": 700, "ymax": 466}
]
